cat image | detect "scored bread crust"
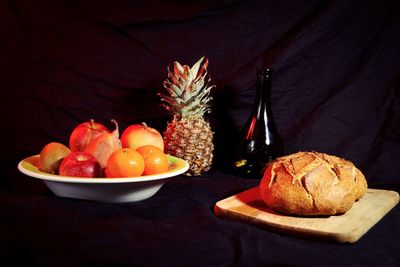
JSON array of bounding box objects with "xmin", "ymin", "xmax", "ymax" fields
[{"xmin": 259, "ymin": 151, "xmax": 368, "ymax": 216}]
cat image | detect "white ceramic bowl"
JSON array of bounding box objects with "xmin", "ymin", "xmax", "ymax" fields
[{"xmin": 18, "ymin": 155, "xmax": 189, "ymax": 203}]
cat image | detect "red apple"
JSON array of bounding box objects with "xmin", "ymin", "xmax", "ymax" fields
[
  {"xmin": 59, "ymin": 151, "xmax": 103, "ymax": 178},
  {"xmin": 121, "ymin": 122, "xmax": 164, "ymax": 151},
  {"xmin": 69, "ymin": 119, "xmax": 110, "ymax": 152}
]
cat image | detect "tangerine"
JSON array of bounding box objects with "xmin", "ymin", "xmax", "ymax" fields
[
  {"xmin": 136, "ymin": 145, "xmax": 169, "ymax": 175},
  {"xmin": 106, "ymin": 148, "xmax": 145, "ymax": 178}
]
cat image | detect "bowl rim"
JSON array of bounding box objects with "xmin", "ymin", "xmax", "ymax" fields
[{"xmin": 18, "ymin": 154, "xmax": 189, "ymax": 184}]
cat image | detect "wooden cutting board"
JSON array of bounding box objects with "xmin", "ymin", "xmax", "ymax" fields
[{"xmin": 214, "ymin": 187, "xmax": 399, "ymax": 243}]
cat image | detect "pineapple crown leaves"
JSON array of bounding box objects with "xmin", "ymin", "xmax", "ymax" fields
[{"xmin": 159, "ymin": 56, "xmax": 216, "ymax": 119}]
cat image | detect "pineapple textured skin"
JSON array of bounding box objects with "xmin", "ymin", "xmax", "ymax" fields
[{"xmin": 163, "ymin": 117, "xmax": 214, "ymax": 176}]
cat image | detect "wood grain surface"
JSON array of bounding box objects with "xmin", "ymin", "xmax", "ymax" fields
[{"xmin": 214, "ymin": 187, "xmax": 399, "ymax": 243}]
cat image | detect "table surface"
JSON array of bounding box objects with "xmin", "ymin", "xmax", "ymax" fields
[{"xmin": 1, "ymin": 169, "xmax": 399, "ymax": 267}]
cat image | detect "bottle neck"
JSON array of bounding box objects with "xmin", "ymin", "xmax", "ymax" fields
[{"xmin": 255, "ymin": 67, "xmax": 273, "ymax": 107}]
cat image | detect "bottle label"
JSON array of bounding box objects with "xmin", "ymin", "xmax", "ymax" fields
[{"xmin": 235, "ymin": 159, "xmax": 247, "ymax": 168}]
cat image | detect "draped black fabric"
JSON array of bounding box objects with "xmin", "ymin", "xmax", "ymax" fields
[{"xmin": 1, "ymin": 1, "xmax": 400, "ymax": 266}]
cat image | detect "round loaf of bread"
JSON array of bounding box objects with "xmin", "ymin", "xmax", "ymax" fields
[{"xmin": 259, "ymin": 151, "xmax": 367, "ymax": 216}]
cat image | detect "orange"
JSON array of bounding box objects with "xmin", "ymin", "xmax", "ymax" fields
[
  {"xmin": 136, "ymin": 145, "xmax": 169, "ymax": 175},
  {"xmin": 105, "ymin": 148, "xmax": 145, "ymax": 178}
]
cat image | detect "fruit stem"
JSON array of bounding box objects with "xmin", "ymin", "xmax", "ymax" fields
[{"xmin": 110, "ymin": 119, "xmax": 119, "ymax": 137}]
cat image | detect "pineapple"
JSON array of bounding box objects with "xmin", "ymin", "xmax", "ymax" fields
[{"xmin": 159, "ymin": 56, "xmax": 215, "ymax": 176}]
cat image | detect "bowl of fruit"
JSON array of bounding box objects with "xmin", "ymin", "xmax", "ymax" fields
[{"xmin": 18, "ymin": 119, "xmax": 189, "ymax": 203}]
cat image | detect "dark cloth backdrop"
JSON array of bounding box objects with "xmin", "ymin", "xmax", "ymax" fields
[{"xmin": 1, "ymin": 0, "xmax": 400, "ymax": 266}]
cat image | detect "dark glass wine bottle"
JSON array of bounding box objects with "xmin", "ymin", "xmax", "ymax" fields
[{"xmin": 233, "ymin": 67, "xmax": 283, "ymax": 179}]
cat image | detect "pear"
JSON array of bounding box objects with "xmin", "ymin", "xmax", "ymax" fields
[
  {"xmin": 38, "ymin": 142, "xmax": 71, "ymax": 174},
  {"xmin": 84, "ymin": 119, "xmax": 122, "ymax": 169}
]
